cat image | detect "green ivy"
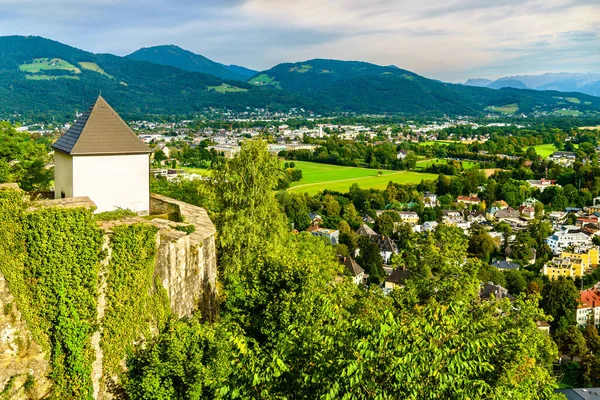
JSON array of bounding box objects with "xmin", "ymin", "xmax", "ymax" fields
[
  {"xmin": 102, "ymin": 223, "xmax": 170, "ymax": 376},
  {"xmin": 94, "ymin": 208, "xmax": 138, "ymax": 221},
  {"xmin": 0, "ymin": 188, "xmax": 104, "ymax": 399},
  {"xmin": 175, "ymin": 224, "xmax": 196, "ymax": 234}
]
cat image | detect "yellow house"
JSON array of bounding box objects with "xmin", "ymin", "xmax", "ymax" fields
[{"xmin": 542, "ymin": 246, "xmax": 599, "ymax": 280}]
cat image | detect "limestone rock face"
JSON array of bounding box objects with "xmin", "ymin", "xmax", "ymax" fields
[
  {"xmin": 0, "ymin": 274, "xmax": 51, "ymax": 399},
  {"xmin": 150, "ymin": 194, "xmax": 217, "ymax": 318}
]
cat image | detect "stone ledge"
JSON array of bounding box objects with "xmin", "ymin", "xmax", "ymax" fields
[
  {"xmin": 150, "ymin": 194, "xmax": 216, "ymax": 243},
  {"xmin": 27, "ymin": 196, "xmax": 97, "ymax": 212}
]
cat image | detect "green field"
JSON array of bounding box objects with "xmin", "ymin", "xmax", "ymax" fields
[
  {"xmin": 207, "ymin": 83, "xmax": 248, "ymax": 93},
  {"xmin": 289, "ymin": 64, "xmax": 313, "ymax": 73},
  {"xmin": 79, "ymin": 62, "xmax": 112, "ymax": 78},
  {"xmin": 554, "ymin": 109, "xmax": 583, "ymax": 116},
  {"xmin": 249, "ymin": 74, "xmax": 280, "ymax": 88},
  {"xmin": 25, "ymin": 74, "xmax": 80, "ymax": 81},
  {"xmin": 19, "ymin": 58, "xmax": 80, "ymax": 73},
  {"xmin": 565, "ymin": 97, "xmax": 581, "ymax": 104},
  {"xmin": 288, "ymin": 161, "xmax": 437, "ymax": 195},
  {"xmin": 488, "ymin": 103, "xmax": 519, "ymax": 114},
  {"xmin": 414, "ymin": 158, "xmax": 478, "ymax": 170},
  {"xmin": 531, "ymin": 144, "xmax": 557, "ymax": 158}
]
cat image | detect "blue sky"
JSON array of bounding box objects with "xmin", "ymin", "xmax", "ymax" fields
[{"xmin": 0, "ymin": 0, "xmax": 598, "ymax": 82}]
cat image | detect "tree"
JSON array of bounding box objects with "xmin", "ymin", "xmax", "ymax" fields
[
  {"xmin": 541, "ymin": 277, "xmax": 580, "ymax": 331},
  {"xmin": 357, "ymin": 236, "xmax": 384, "ymax": 282},
  {"xmin": 555, "ymin": 325, "xmax": 587, "ymax": 360},
  {"xmin": 584, "ymin": 317, "xmax": 600, "ymax": 354},
  {"xmin": 153, "ymin": 149, "xmax": 167, "ymax": 165},
  {"xmin": 374, "ymin": 213, "xmax": 394, "ymax": 237},
  {"xmin": 468, "ymin": 229, "xmax": 496, "ymax": 263},
  {"xmin": 213, "ymin": 140, "xmax": 287, "ymax": 279}
]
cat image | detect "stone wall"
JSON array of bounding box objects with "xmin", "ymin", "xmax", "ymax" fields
[
  {"xmin": 150, "ymin": 194, "xmax": 218, "ymax": 318},
  {"xmin": 0, "ymin": 190, "xmax": 218, "ymax": 399},
  {"xmin": 0, "ymin": 274, "xmax": 51, "ymax": 400}
]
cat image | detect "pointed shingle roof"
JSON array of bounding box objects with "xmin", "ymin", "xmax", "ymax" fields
[{"xmin": 52, "ymin": 96, "xmax": 151, "ymax": 156}]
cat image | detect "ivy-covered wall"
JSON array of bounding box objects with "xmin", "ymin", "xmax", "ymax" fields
[
  {"xmin": 0, "ymin": 187, "xmax": 103, "ymax": 399},
  {"xmin": 0, "ymin": 188, "xmax": 178, "ymax": 399},
  {"xmin": 101, "ymin": 223, "xmax": 170, "ymax": 382}
]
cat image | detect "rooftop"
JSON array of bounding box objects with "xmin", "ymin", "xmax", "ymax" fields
[{"xmin": 52, "ymin": 96, "xmax": 151, "ymax": 156}]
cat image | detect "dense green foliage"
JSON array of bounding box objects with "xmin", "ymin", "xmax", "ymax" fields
[
  {"xmin": 254, "ymin": 59, "xmax": 600, "ymax": 115},
  {"xmin": 1, "ymin": 36, "xmax": 599, "ymax": 120},
  {"xmin": 102, "ymin": 223, "xmax": 170, "ymax": 375},
  {"xmin": 0, "ymin": 36, "xmax": 313, "ymax": 120},
  {"xmin": 126, "ymin": 45, "xmax": 250, "ymax": 81},
  {"xmin": 124, "ymin": 140, "xmax": 563, "ymax": 399},
  {"xmin": 0, "ymin": 122, "xmax": 52, "ymax": 191},
  {"xmin": 0, "ymin": 188, "xmax": 103, "ymax": 398}
]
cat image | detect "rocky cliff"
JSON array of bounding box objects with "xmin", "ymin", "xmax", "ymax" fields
[{"xmin": 0, "ymin": 185, "xmax": 218, "ymax": 399}]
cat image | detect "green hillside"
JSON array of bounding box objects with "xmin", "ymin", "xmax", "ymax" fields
[
  {"xmin": 126, "ymin": 45, "xmax": 249, "ymax": 81},
  {"xmin": 0, "ymin": 36, "xmax": 314, "ymax": 119},
  {"xmin": 250, "ymin": 59, "xmax": 600, "ymax": 115},
  {"xmin": 0, "ymin": 36, "xmax": 599, "ymax": 119}
]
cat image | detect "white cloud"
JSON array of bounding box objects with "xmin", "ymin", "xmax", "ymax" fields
[{"xmin": 0, "ymin": 0, "xmax": 598, "ymax": 81}]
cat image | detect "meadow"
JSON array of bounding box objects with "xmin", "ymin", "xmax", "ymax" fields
[
  {"xmin": 530, "ymin": 144, "xmax": 557, "ymax": 158},
  {"xmin": 287, "ymin": 161, "xmax": 437, "ymax": 195},
  {"xmin": 414, "ymin": 158, "xmax": 479, "ymax": 170},
  {"xmin": 487, "ymin": 103, "xmax": 519, "ymax": 114}
]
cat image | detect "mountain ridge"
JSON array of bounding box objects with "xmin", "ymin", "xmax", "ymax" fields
[{"xmin": 0, "ymin": 35, "xmax": 599, "ymax": 119}]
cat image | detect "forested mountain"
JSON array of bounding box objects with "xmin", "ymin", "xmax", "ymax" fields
[
  {"xmin": 249, "ymin": 59, "xmax": 600, "ymax": 114},
  {"xmin": 126, "ymin": 45, "xmax": 253, "ymax": 81},
  {"xmin": 0, "ymin": 36, "xmax": 599, "ymax": 119},
  {"xmin": 0, "ymin": 36, "xmax": 313, "ymax": 119},
  {"xmin": 465, "ymin": 72, "xmax": 600, "ymax": 97}
]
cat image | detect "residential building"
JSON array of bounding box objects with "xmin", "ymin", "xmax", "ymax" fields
[
  {"xmin": 384, "ymin": 267, "xmax": 412, "ymax": 290},
  {"xmin": 457, "ymin": 194, "xmax": 481, "ymax": 205},
  {"xmin": 576, "ymin": 288, "xmax": 600, "ymax": 328},
  {"xmin": 339, "ymin": 256, "xmax": 364, "ymax": 285},
  {"xmin": 526, "ymin": 179, "xmax": 557, "ymax": 192},
  {"xmin": 310, "ymin": 228, "xmax": 339, "ymax": 245},
  {"xmin": 208, "ymin": 145, "xmax": 240, "ymax": 158},
  {"xmin": 495, "ymin": 207, "xmax": 521, "ymax": 221},
  {"xmin": 52, "ymin": 96, "xmax": 152, "ymax": 214},
  {"xmin": 356, "ymin": 224, "xmax": 377, "ymax": 238},
  {"xmin": 466, "ymin": 211, "xmax": 487, "ymax": 224},
  {"xmin": 398, "ymin": 211, "xmax": 419, "ymax": 225},
  {"xmin": 519, "ymin": 206, "xmax": 535, "ymax": 219},
  {"xmin": 546, "ymin": 226, "xmax": 592, "ymax": 254},
  {"xmin": 491, "ymin": 260, "xmax": 520, "ymax": 271},
  {"xmin": 542, "ymin": 247, "xmax": 599, "ymax": 280},
  {"xmin": 376, "ymin": 235, "xmax": 398, "ymax": 264},
  {"xmin": 442, "ymin": 210, "xmax": 464, "ymax": 225},
  {"xmin": 423, "ymin": 192, "xmax": 439, "ymax": 208},
  {"xmin": 479, "ymin": 282, "xmax": 516, "ymax": 302}
]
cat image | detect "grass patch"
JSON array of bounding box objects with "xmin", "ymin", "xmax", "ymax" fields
[
  {"xmin": 249, "ymin": 74, "xmax": 280, "ymax": 88},
  {"xmin": 19, "ymin": 58, "xmax": 80, "ymax": 74},
  {"xmin": 207, "ymin": 83, "xmax": 248, "ymax": 93},
  {"xmin": 287, "ymin": 161, "xmax": 437, "ymax": 195},
  {"xmin": 180, "ymin": 167, "xmax": 212, "ymax": 176},
  {"xmin": 565, "ymin": 97, "xmax": 581, "ymax": 104},
  {"xmin": 289, "ymin": 65, "xmax": 313, "ymax": 73},
  {"xmin": 487, "ymin": 103, "xmax": 519, "ymax": 114},
  {"xmin": 25, "ymin": 74, "xmax": 79, "ymax": 81},
  {"xmin": 531, "ymin": 144, "xmax": 557, "ymax": 158},
  {"xmin": 414, "ymin": 158, "xmax": 478, "ymax": 170},
  {"xmin": 554, "ymin": 109, "xmax": 583, "ymax": 116},
  {"xmin": 78, "ymin": 62, "xmax": 112, "ymax": 78}
]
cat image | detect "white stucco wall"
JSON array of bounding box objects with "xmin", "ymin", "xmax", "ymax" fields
[
  {"xmin": 54, "ymin": 151, "xmax": 73, "ymax": 199},
  {"xmin": 72, "ymin": 154, "xmax": 150, "ymax": 213}
]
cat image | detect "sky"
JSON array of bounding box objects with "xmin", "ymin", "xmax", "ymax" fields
[{"xmin": 0, "ymin": 0, "xmax": 599, "ymax": 82}]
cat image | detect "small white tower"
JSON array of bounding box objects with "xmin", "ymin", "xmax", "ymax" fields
[{"xmin": 52, "ymin": 96, "xmax": 152, "ymax": 214}]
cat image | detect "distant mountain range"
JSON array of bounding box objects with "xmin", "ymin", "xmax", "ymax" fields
[
  {"xmin": 1, "ymin": 35, "xmax": 599, "ymax": 119},
  {"xmin": 464, "ymin": 73, "xmax": 600, "ymax": 97},
  {"xmin": 127, "ymin": 45, "xmax": 256, "ymax": 81}
]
